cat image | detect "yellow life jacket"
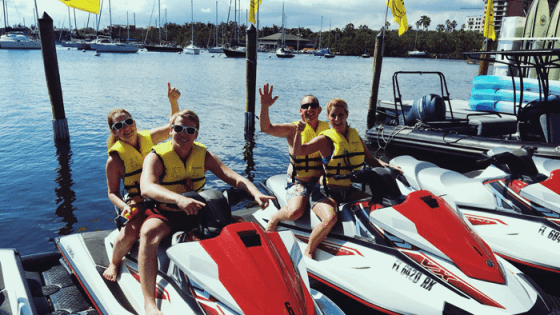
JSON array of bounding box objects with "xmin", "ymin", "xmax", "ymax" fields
[
  {"xmin": 321, "ymin": 127, "xmax": 365, "ymax": 187},
  {"xmin": 290, "ymin": 120, "xmax": 330, "ymax": 179},
  {"xmin": 152, "ymin": 141, "xmax": 207, "ymax": 200},
  {"xmin": 107, "ymin": 130, "xmax": 154, "ymax": 202}
]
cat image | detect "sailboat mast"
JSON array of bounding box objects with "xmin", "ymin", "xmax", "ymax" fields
[
  {"xmin": 158, "ymin": 0, "xmax": 161, "ymax": 44},
  {"xmin": 191, "ymin": 0, "xmax": 194, "ymax": 45},
  {"xmin": 109, "ymin": 0, "xmax": 112, "ymax": 39},
  {"xmin": 2, "ymin": 0, "xmax": 7, "ymax": 29},
  {"xmin": 215, "ymin": 1, "xmax": 218, "ymax": 47},
  {"xmin": 319, "ymin": 16, "xmax": 323, "ymax": 49},
  {"xmin": 281, "ymin": 2, "xmax": 285, "ymax": 48}
]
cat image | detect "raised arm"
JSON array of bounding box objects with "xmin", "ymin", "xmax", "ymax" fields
[
  {"xmin": 150, "ymin": 82, "xmax": 181, "ymax": 144},
  {"xmin": 205, "ymin": 151, "xmax": 275, "ymax": 209},
  {"xmin": 259, "ymin": 83, "xmax": 295, "ymax": 138},
  {"xmin": 140, "ymin": 152, "xmax": 205, "ymax": 215}
]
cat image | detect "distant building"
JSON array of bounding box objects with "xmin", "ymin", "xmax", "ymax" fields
[
  {"xmin": 481, "ymin": 0, "xmax": 559, "ymax": 36},
  {"xmin": 258, "ymin": 33, "xmax": 311, "ymax": 52},
  {"xmin": 466, "ymin": 15, "xmax": 484, "ymax": 32}
]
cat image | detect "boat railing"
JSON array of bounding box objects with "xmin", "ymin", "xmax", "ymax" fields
[{"xmin": 390, "ymin": 71, "xmax": 468, "ymax": 127}]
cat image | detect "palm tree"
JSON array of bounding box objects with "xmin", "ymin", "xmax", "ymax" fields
[{"xmin": 419, "ymin": 15, "xmax": 431, "ymax": 31}]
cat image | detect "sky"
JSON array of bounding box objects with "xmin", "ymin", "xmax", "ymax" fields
[{"xmin": 4, "ymin": 0, "xmax": 486, "ymax": 32}]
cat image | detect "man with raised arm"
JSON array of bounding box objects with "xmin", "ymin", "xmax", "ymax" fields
[{"xmin": 259, "ymin": 83, "xmax": 329, "ymax": 232}]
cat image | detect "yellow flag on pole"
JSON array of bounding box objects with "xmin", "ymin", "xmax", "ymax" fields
[
  {"xmin": 386, "ymin": 0, "xmax": 408, "ymax": 36},
  {"xmin": 59, "ymin": 0, "xmax": 100, "ymax": 15},
  {"xmin": 249, "ymin": 0, "xmax": 262, "ymax": 24},
  {"xmin": 483, "ymin": 0, "xmax": 496, "ymax": 41}
]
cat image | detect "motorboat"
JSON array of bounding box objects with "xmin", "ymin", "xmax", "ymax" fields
[
  {"xmin": 0, "ymin": 248, "xmax": 98, "ymax": 314},
  {"xmin": 0, "ymin": 32, "xmax": 41, "ymax": 49},
  {"xmin": 89, "ymin": 36, "xmax": 138, "ymax": 53},
  {"xmin": 391, "ymin": 146, "xmax": 560, "ymax": 274},
  {"xmin": 366, "ymin": 55, "xmax": 560, "ymax": 171},
  {"xmin": 253, "ymin": 168, "xmax": 560, "ymax": 314},
  {"xmin": 55, "ymin": 189, "xmax": 345, "ymax": 315}
]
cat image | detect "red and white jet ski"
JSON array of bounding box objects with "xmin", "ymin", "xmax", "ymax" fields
[
  {"xmin": 254, "ymin": 168, "xmax": 559, "ymax": 314},
  {"xmin": 55, "ymin": 189, "xmax": 345, "ymax": 315},
  {"xmin": 391, "ymin": 147, "xmax": 560, "ymax": 275}
]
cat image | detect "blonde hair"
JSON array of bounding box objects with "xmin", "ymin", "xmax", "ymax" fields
[
  {"xmin": 170, "ymin": 109, "xmax": 200, "ymax": 130},
  {"xmin": 106, "ymin": 108, "xmax": 132, "ymax": 149},
  {"xmin": 326, "ymin": 98, "xmax": 349, "ymax": 115}
]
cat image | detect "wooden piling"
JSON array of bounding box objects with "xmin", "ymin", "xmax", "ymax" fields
[
  {"xmin": 245, "ymin": 24, "xmax": 257, "ymax": 140},
  {"xmin": 367, "ymin": 31, "xmax": 384, "ymax": 130},
  {"xmin": 38, "ymin": 12, "xmax": 69, "ymax": 142}
]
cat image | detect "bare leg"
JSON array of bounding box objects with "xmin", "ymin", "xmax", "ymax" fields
[
  {"xmin": 266, "ymin": 195, "xmax": 307, "ymax": 231},
  {"xmin": 304, "ymin": 198, "xmax": 338, "ymax": 259},
  {"xmin": 103, "ymin": 213, "xmax": 144, "ymax": 281},
  {"xmin": 139, "ymin": 218, "xmax": 170, "ymax": 315}
]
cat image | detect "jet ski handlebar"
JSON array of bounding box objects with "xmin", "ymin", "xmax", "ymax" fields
[{"xmin": 334, "ymin": 167, "xmax": 405, "ymax": 204}]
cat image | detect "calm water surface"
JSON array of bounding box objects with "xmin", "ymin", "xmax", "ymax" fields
[{"xmin": 0, "ymin": 49, "xmax": 478, "ymax": 256}]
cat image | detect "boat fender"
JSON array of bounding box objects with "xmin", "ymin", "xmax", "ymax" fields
[{"xmin": 404, "ymin": 94, "xmax": 446, "ymax": 126}]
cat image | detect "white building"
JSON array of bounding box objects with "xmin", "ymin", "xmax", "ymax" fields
[{"xmin": 466, "ymin": 15, "xmax": 484, "ymax": 32}]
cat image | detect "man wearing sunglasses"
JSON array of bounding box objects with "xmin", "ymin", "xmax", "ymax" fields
[
  {"xmin": 139, "ymin": 109, "xmax": 275, "ymax": 315},
  {"xmin": 259, "ymin": 83, "xmax": 329, "ymax": 232}
]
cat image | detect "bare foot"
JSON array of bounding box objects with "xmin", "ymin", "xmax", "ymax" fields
[
  {"xmin": 145, "ymin": 302, "xmax": 164, "ymax": 315},
  {"xmin": 102, "ymin": 263, "xmax": 118, "ymax": 282},
  {"xmin": 265, "ymin": 218, "xmax": 279, "ymax": 231}
]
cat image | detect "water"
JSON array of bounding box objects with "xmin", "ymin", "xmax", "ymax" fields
[{"xmin": 0, "ymin": 49, "xmax": 479, "ymax": 254}]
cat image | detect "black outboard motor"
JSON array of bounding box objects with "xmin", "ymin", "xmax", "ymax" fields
[{"xmin": 404, "ymin": 94, "xmax": 446, "ymax": 126}]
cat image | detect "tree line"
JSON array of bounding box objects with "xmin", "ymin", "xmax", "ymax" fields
[{"xmin": 10, "ymin": 15, "xmax": 485, "ymax": 59}]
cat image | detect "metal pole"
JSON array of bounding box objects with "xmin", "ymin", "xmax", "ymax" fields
[
  {"xmin": 38, "ymin": 12, "xmax": 69, "ymax": 142},
  {"xmin": 367, "ymin": 31, "xmax": 384, "ymax": 130},
  {"xmin": 245, "ymin": 24, "xmax": 257, "ymax": 140}
]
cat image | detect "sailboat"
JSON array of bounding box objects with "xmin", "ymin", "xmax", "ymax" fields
[
  {"xmin": 223, "ymin": 0, "xmax": 245, "ymax": 58},
  {"xmin": 89, "ymin": 0, "xmax": 138, "ymax": 53},
  {"xmin": 407, "ymin": 27, "xmax": 426, "ymax": 57},
  {"xmin": 313, "ymin": 16, "xmax": 327, "ymax": 56},
  {"xmin": 0, "ymin": 0, "xmax": 40, "ymax": 49},
  {"xmin": 324, "ymin": 20, "xmax": 335, "ymax": 58},
  {"xmin": 207, "ymin": 1, "xmax": 223, "ymax": 53},
  {"xmin": 275, "ymin": 2, "xmax": 294, "ymax": 58},
  {"xmin": 145, "ymin": 0, "xmax": 182, "ymax": 52},
  {"xmin": 184, "ymin": 0, "xmax": 201, "ymax": 54}
]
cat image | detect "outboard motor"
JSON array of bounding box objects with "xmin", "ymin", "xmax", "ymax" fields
[{"xmin": 404, "ymin": 94, "xmax": 446, "ymax": 126}]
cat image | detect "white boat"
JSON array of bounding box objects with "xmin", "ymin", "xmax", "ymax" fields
[
  {"xmin": 407, "ymin": 50, "xmax": 428, "ymax": 57},
  {"xmin": 207, "ymin": 1, "xmax": 224, "ymax": 53},
  {"xmin": 275, "ymin": 2, "xmax": 294, "ymax": 58},
  {"xmin": 90, "ymin": 36, "xmax": 138, "ymax": 53},
  {"xmin": 0, "ymin": 32, "xmax": 41, "ymax": 49},
  {"xmin": 184, "ymin": 0, "xmax": 201, "ymax": 55}
]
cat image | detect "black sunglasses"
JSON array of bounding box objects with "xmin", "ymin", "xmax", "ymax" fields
[
  {"xmin": 172, "ymin": 124, "xmax": 198, "ymax": 135},
  {"xmin": 111, "ymin": 117, "xmax": 134, "ymax": 130},
  {"xmin": 301, "ymin": 102, "xmax": 320, "ymax": 109}
]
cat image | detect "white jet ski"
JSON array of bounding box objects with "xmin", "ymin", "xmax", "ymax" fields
[
  {"xmin": 254, "ymin": 168, "xmax": 559, "ymax": 314},
  {"xmin": 55, "ymin": 189, "xmax": 344, "ymax": 315},
  {"xmin": 391, "ymin": 147, "xmax": 560, "ymax": 275},
  {"xmin": 0, "ymin": 248, "xmax": 98, "ymax": 315}
]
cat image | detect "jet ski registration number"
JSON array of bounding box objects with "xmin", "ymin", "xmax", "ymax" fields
[
  {"xmin": 393, "ymin": 260, "xmax": 436, "ymax": 291},
  {"xmin": 539, "ymin": 225, "xmax": 560, "ymax": 243}
]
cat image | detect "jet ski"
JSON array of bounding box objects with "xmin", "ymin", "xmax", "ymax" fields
[
  {"xmin": 391, "ymin": 147, "xmax": 560, "ymax": 275},
  {"xmin": 253, "ymin": 168, "xmax": 559, "ymax": 314},
  {"xmin": 0, "ymin": 249, "xmax": 97, "ymax": 315},
  {"xmin": 55, "ymin": 189, "xmax": 344, "ymax": 315}
]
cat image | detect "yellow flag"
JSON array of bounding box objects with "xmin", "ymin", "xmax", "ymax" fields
[
  {"xmin": 386, "ymin": 0, "xmax": 408, "ymax": 36},
  {"xmin": 249, "ymin": 0, "xmax": 262, "ymax": 24},
  {"xmin": 483, "ymin": 0, "xmax": 496, "ymax": 41},
  {"xmin": 59, "ymin": 0, "xmax": 100, "ymax": 15}
]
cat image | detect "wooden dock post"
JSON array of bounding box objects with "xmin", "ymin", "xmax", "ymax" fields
[
  {"xmin": 245, "ymin": 24, "xmax": 257, "ymax": 140},
  {"xmin": 38, "ymin": 12, "xmax": 69, "ymax": 143},
  {"xmin": 367, "ymin": 31, "xmax": 384, "ymax": 130}
]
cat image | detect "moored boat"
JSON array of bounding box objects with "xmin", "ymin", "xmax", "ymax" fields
[{"xmin": 0, "ymin": 32, "xmax": 41, "ymax": 49}]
